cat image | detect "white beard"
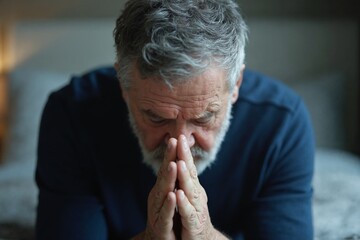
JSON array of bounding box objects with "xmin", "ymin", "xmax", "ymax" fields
[{"xmin": 127, "ymin": 100, "xmax": 233, "ymax": 175}]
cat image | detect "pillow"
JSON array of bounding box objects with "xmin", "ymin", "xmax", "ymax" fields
[
  {"xmin": 0, "ymin": 69, "xmax": 69, "ymax": 229},
  {"xmin": 2, "ymin": 69, "xmax": 69, "ymax": 168},
  {"xmin": 313, "ymin": 148, "xmax": 360, "ymax": 239},
  {"xmin": 289, "ymin": 73, "xmax": 346, "ymax": 149}
]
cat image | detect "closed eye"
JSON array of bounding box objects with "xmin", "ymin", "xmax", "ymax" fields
[
  {"xmin": 143, "ymin": 109, "xmax": 167, "ymax": 125},
  {"xmin": 193, "ymin": 112, "xmax": 214, "ymax": 125},
  {"xmin": 149, "ymin": 115, "xmax": 166, "ymax": 124}
]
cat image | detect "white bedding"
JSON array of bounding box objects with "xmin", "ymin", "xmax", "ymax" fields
[{"xmin": 313, "ymin": 149, "xmax": 360, "ymax": 239}]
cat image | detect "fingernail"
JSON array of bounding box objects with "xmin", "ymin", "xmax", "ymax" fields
[
  {"xmin": 179, "ymin": 190, "xmax": 185, "ymax": 200},
  {"xmin": 180, "ymin": 161, "xmax": 187, "ymax": 171},
  {"xmin": 181, "ymin": 136, "xmax": 188, "ymax": 150},
  {"xmin": 167, "ymin": 140, "xmax": 172, "ymax": 149}
]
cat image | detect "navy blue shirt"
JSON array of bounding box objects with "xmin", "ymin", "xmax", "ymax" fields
[{"xmin": 35, "ymin": 67, "xmax": 314, "ymax": 239}]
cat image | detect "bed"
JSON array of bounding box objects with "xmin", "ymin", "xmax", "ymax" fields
[{"xmin": 0, "ymin": 19, "xmax": 359, "ymax": 240}]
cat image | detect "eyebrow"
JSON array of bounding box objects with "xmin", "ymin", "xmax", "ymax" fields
[{"xmin": 142, "ymin": 105, "xmax": 220, "ymax": 120}]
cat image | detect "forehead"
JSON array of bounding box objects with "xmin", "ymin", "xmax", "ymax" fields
[{"xmin": 124, "ymin": 66, "xmax": 230, "ymax": 119}]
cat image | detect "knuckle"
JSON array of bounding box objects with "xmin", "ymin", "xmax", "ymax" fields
[
  {"xmin": 199, "ymin": 207, "xmax": 208, "ymax": 224},
  {"xmin": 186, "ymin": 211, "xmax": 204, "ymax": 235},
  {"xmin": 190, "ymin": 166, "xmax": 198, "ymax": 179},
  {"xmin": 192, "ymin": 187, "xmax": 200, "ymax": 200},
  {"xmin": 189, "ymin": 211, "xmax": 198, "ymax": 225}
]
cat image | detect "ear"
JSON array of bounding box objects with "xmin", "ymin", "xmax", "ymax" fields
[
  {"xmin": 231, "ymin": 64, "xmax": 245, "ymax": 104},
  {"xmin": 114, "ymin": 62, "xmax": 129, "ymax": 103}
]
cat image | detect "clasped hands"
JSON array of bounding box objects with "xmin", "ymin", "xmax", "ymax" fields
[{"xmin": 137, "ymin": 135, "xmax": 227, "ymax": 240}]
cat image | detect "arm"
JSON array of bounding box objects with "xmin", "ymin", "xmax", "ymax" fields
[
  {"xmin": 245, "ymin": 99, "xmax": 315, "ymax": 239},
  {"xmin": 36, "ymin": 92, "xmax": 107, "ymax": 240}
]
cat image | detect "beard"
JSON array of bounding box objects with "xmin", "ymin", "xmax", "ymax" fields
[{"xmin": 127, "ymin": 100, "xmax": 233, "ymax": 175}]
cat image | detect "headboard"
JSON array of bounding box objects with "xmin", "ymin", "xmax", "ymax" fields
[{"xmin": 4, "ymin": 18, "xmax": 360, "ymax": 153}]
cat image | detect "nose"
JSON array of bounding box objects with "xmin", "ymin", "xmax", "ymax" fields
[{"xmin": 165, "ymin": 121, "xmax": 195, "ymax": 148}]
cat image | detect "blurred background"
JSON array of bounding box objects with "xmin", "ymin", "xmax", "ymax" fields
[
  {"xmin": 0, "ymin": 0, "xmax": 359, "ymax": 239},
  {"xmin": 0, "ymin": 0, "xmax": 359, "ymax": 19}
]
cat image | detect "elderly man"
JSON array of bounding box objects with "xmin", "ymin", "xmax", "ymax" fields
[{"xmin": 35, "ymin": 0, "xmax": 314, "ymax": 239}]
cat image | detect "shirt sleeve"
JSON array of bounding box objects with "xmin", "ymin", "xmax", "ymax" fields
[
  {"xmin": 35, "ymin": 91, "xmax": 108, "ymax": 240},
  {"xmin": 244, "ymin": 99, "xmax": 315, "ymax": 240}
]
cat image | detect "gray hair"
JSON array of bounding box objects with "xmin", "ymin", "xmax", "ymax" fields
[{"xmin": 114, "ymin": 0, "xmax": 248, "ymax": 90}]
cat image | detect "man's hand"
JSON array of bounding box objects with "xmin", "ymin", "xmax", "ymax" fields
[
  {"xmin": 144, "ymin": 138, "xmax": 179, "ymax": 240},
  {"xmin": 132, "ymin": 136, "xmax": 228, "ymax": 240},
  {"xmin": 175, "ymin": 135, "xmax": 217, "ymax": 240}
]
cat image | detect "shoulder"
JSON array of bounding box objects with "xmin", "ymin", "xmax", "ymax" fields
[
  {"xmin": 50, "ymin": 66, "xmax": 120, "ymax": 104},
  {"xmin": 238, "ymin": 69, "xmax": 300, "ymax": 114},
  {"xmin": 229, "ymin": 69, "xmax": 313, "ymax": 153},
  {"xmin": 42, "ymin": 66, "xmax": 126, "ymax": 131}
]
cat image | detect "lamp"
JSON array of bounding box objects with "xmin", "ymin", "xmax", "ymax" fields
[
  {"xmin": 0, "ymin": 25, "xmax": 3, "ymax": 75},
  {"xmin": 0, "ymin": 23, "xmax": 8, "ymax": 154}
]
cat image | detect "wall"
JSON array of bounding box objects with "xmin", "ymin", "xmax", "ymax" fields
[{"xmin": 0, "ymin": 0, "xmax": 358, "ymax": 20}]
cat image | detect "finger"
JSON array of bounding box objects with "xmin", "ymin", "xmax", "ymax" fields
[
  {"xmin": 176, "ymin": 189, "xmax": 205, "ymax": 235},
  {"xmin": 177, "ymin": 135, "xmax": 197, "ymax": 178},
  {"xmin": 165, "ymin": 138, "xmax": 178, "ymax": 165},
  {"xmin": 155, "ymin": 192, "xmax": 177, "ymax": 235},
  {"xmin": 177, "ymin": 135, "xmax": 200, "ymax": 189},
  {"xmin": 149, "ymin": 161, "xmax": 177, "ymax": 215},
  {"xmin": 155, "ymin": 138, "xmax": 178, "ymax": 191},
  {"xmin": 149, "ymin": 139, "xmax": 178, "ymax": 218},
  {"xmin": 177, "ymin": 134, "xmax": 193, "ymax": 162},
  {"xmin": 177, "ymin": 160, "xmax": 203, "ymax": 209},
  {"xmin": 158, "ymin": 138, "xmax": 178, "ymax": 179}
]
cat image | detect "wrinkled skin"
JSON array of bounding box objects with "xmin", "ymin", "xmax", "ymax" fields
[
  {"xmin": 135, "ymin": 135, "xmax": 228, "ymax": 240},
  {"xmin": 124, "ymin": 65, "xmax": 244, "ymax": 240}
]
